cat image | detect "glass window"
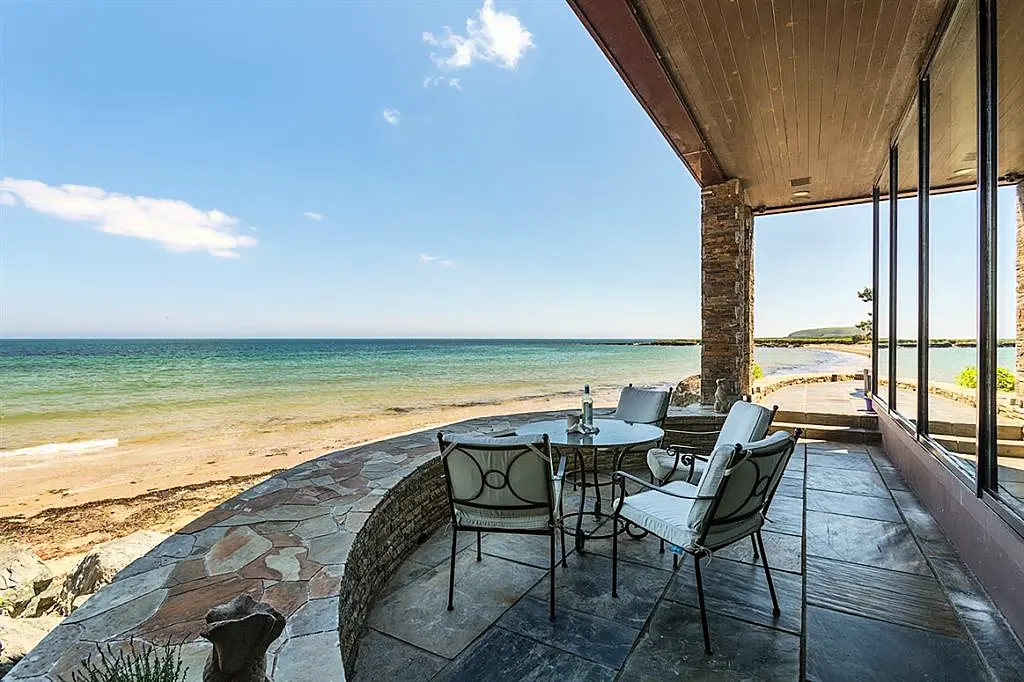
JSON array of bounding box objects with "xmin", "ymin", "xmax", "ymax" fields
[
  {"xmin": 895, "ymin": 101, "xmax": 920, "ymax": 423},
  {"xmin": 877, "ymin": 162, "xmax": 890, "ymax": 407},
  {"xmin": 995, "ymin": 0, "xmax": 1024, "ymax": 517},
  {"xmin": 927, "ymin": 0, "xmax": 977, "ymax": 477}
]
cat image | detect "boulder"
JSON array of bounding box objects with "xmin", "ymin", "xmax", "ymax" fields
[
  {"xmin": 21, "ymin": 577, "xmax": 63, "ymax": 618},
  {"xmin": 0, "ymin": 547, "xmax": 53, "ymax": 594},
  {"xmin": 0, "ymin": 548, "xmax": 53, "ymax": 617},
  {"xmin": 61, "ymin": 531, "xmax": 168, "ymax": 612},
  {"xmin": 671, "ymin": 375, "xmax": 701, "ymax": 406},
  {"xmin": 0, "ymin": 614, "xmax": 63, "ymax": 676}
]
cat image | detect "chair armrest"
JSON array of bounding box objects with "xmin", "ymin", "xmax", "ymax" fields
[
  {"xmin": 611, "ymin": 471, "xmax": 714, "ymax": 500},
  {"xmin": 664, "ymin": 445, "xmax": 709, "ymax": 461},
  {"xmin": 664, "ymin": 428, "xmax": 722, "ymax": 437}
]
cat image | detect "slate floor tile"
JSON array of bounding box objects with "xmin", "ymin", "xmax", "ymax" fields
[
  {"xmin": 805, "ymin": 511, "xmax": 931, "ymax": 576},
  {"xmin": 666, "ymin": 556, "xmax": 803, "ymax": 634},
  {"xmin": 805, "ymin": 556, "xmax": 962, "ymax": 636},
  {"xmin": 930, "ymin": 557, "xmax": 1024, "ymax": 682},
  {"xmin": 350, "ymin": 630, "xmax": 446, "ymax": 682},
  {"xmin": 806, "ymin": 605, "xmax": 987, "ymax": 682},
  {"xmin": 408, "ymin": 526, "xmax": 475, "ymax": 569},
  {"xmin": 715, "ymin": 530, "xmax": 803, "ymax": 574},
  {"xmin": 774, "ymin": 478, "xmax": 805, "ymax": 499},
  {"xmin": 806, "ymin": 466, "xmax": 890, "ymax": 498},
  {"xmin": 807, "ymin": 452, "xmax": 878, "ymax": 472},
  {"xmin": 619, "ymin": 600, "xmax": 800, "ymax": 681},
  {"xmin": 433, "ymin": 626, "xmax": 615, "ymax": 682},
  {"xmin": 584, "ymin": 529, "xmax": 678, "ymax": 573},
  {"xmin": 805, "ymin": 488, "xmax": 902, "ymax": 522},
  {"xmin": 498, "ymin": 595, "xmax": 639, "ymax": 668},
  {"xmin": 877, "ymin": 465, "xmax": 911, "ymax": 491},
  {"xmin": 367, "ymin": 550, "xmax": 545, "ymax": 659},
  {"xmin": 528, "ymin": 551, "xmax": 670, "ymax": 630},
  {"xmin": 481, "ymin": 532, "xmax": 571, "ymax": 570},
  {"xmin": 765, "ymin": 495, "xmax": 803, "ymax": 536}
]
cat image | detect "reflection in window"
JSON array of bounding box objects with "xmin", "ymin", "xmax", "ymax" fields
[
  {"xmin": 927, "ymin": 0, "xmax": 977, "ymax": 477},
  {"xmin": 994, "ymin": 0, "xmax": 1024, "ymax": 517},
  {"xmin": 895, "ymin": 102, "xmax": 919, "ymax": 423}
]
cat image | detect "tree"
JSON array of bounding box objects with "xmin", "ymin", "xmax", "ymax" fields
[{"xmin": 856, "ymin": 287, "xmax": 873, "ymax": 338}]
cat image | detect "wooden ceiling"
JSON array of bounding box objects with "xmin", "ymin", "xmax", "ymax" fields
[{"xmin": 568, "ymin": 0, "xmax": 952, "ymax": 212}]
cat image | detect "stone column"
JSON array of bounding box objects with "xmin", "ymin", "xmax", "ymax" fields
[
  {"xmin": 700, "ymin": 178, "xmax": 755, "ymax": 404},
  {"xmin": 1016, "ymin": 182, "xmax": 1024, "ymax": 399}
]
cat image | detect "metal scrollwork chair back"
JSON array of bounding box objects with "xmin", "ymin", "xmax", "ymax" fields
[
  {"xmin": 611, "ymin": 429, "xmax": 801, "ymax": 655},
  {"xmin": 437, "ymin": 432, "xmax": 567, "ymax": 620}
]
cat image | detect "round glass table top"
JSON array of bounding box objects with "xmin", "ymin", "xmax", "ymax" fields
[{"xmin": 515, "ymin": 418, "xmax": 664, "ymax": 448}]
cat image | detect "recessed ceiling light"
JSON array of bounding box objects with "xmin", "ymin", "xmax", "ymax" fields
[
  {"xmin": 952, "ymin": 167, "xmax": 975, "ymax": 177},
  {"xmin": 791, "ymin": 190, "xmax": 810, "ymax": 198}
]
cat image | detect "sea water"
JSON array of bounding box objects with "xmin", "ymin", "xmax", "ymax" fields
[{"xmin": 0, "ymin": 339, "xmax": 934, "ymax": 454}]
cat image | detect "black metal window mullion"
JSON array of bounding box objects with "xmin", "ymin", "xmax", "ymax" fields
[
  {"xmin": 872, "ymin": 186, "xmax": 880, "ymax": 398},
  {"xmin": 918, "ymin": 78, "xmax": 930, "ymax": 435},
  {"xmin": 977, "ymin": 0, "xmax": 997, "ymax": 496},
  {"xmin": 889, "ymin": 145, "xmax": 899, "ymax": 410}
]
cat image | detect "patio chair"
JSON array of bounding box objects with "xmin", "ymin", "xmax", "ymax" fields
[
  {"xmin": 611, "ymin": 429, "xmax": 800, "ymax": 655},
  {"xmin": 437, "ymin": 432, "xmax": 567, "ymax": 620},
  {"xmin": 646, "ymin": 398, "xmax": 777, "ymax": 485},
  {"xmin": 612, "ymin": 384, "xmax": 673, "ymax": 426}
]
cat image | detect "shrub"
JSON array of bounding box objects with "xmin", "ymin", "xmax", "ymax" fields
[
  {"xmin": 59, "ymin": 642, "xmax": 187, "ymax": 682},
  {"xmin": 955, "ymin": 366, "xmax": 1015, "ymax": 392},
  {"xmin": 752, "ymin": 363, "xmax": 764, "ymax": 380}
]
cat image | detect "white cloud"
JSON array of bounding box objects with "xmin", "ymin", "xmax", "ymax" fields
[
  {"xmin": 383, "ymin": 108, "xmax": 401, "ymax": 125},
  {"xmin": 422, "ymin": 75, "xmax": 462, "ymax": 90},
  {"xmin": 424, "ymin": 0, "xmax": 534, "ymax": 71},
  {"xmin": 0, "ymin": 177, "xmax": 257, "ymax": 258},
  {"xmin": 419, "ymin": 253, "xmax": 455, "ymax": 267},
  {"xmin": 303, "ymin": 211, "xmax": 324, "ymax": 221}
]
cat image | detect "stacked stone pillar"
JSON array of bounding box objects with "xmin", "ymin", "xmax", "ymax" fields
[{"xmin": 700, "ymin": 178, "xmax": 755, "ymax": 404}]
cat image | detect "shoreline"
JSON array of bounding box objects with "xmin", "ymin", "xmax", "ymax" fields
[{"xmin": 0, "ymin": 388, "xmax": 622, "ymax": 560}]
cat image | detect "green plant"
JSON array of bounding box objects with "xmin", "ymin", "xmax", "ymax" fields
[
  {"xmin": 752, "ymin": 363, "xmax": 764, "ymax": 380},
  {"xmin": 59, "ymin": 642, "xmax": 187, "ymax": 682},
  {"xmin": 955, "ymin": 366, "xmax": 1016, "ymax": 392}
]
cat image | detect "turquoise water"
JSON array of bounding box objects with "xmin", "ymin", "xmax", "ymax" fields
[
  {"xmin": 878, "ymin": 347, "xmax": 1015, "ymax": 382},
  {"xmin": 0, "ymin": 339, "xmax": 868, "ymax": 451}
]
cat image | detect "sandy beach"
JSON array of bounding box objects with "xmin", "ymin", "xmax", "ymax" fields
[{"xmin": 0, "ymin": 388, "xmax": 621, "ymax": 560}]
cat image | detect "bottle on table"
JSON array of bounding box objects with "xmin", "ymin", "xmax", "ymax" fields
[{"xmin": 582, "ymin": 384, "xmax": 593, "ymax": 429}]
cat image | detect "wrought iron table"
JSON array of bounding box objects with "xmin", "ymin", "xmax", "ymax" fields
[{"xmin": 515, "ymin": 418, "xmax": 664, "ymax": 552}]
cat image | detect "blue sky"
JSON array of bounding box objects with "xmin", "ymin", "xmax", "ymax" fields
[{"xmin": 0, "ymin": 1, "xmax": 1015, "ymax": 338}]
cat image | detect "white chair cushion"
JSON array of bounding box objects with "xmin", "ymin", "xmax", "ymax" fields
[
  {"xmin": 687, "ymin": 443, "xmax": 740, "ymax": 532},
  {"xmin": 646, "ymin": 448, "xmax": 708, "ymax": 483},
  {"xmin": 614, "ymin": 385, "xmax": 671, "ymax": 424},
  {"xmin": 717, "ymin": 401, "xmax": 773, "ymax": 451},
  {"xmin": 617, "ymin": 481, "xmax": 700, "ymax": 550}
]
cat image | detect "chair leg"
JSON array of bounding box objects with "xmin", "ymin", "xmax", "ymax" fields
[
  {"xmin": 611, "ymin": 512, "xmax": 619, "ymax": 598},
  {"xmin": 694, "ymin": 554, "xmax": 712, "ymax": 656},
  {"xmin": 476, "ymin": 531, "xmax": 482, "ymax": 562},
  {"xmin": 672, "ymin": 551, "xmax": 678, "ymax": 570},
  {"xmin": 447, "ymin": 529, "xmax": 457, "ymax": 612},
  {"xmin": 559, "ymin": 498, "xmax": 568, "ymax": 568},
  {"xmin": 756, "ymin": 531, "xmax": 781, "ymax": 616},
  {"xmin": 751, "ymin": 534, "xmax": 760, "ymax": 561},
  {"xmin": 660, "ymin": 539, "xmax": 665, "ymax": 555},
  {"xmin": 549, "ymin": 533, "xmax": 556, "ymax": 621}
]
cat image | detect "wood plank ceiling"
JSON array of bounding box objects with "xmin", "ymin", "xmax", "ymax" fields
[{"xmin": 569, "ymin": 0, "xmax": 950, "ymax": 212}]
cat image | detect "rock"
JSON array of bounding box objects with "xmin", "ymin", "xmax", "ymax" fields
[
  {"xmin": 61, "ymin": 531, "xmax": 167, "ymax": 613},
  {"xmin": 70, "ymin": 593, "xmax": 91, "ymax": 613},
  {"xmin": 0, "ymin": 547, "xmax": 53, "ymax": 618},
  {"xmin": 671, "ymin": 375, "xmax": 701, "ymax": 406},
  {"xmin": 0, "ymin": 547, "xmax": 53, "ymax": 594},
  {"xmin": 0, "ymin": 614, "xmax": 63, "ymax": 675},
  {"xmin": 22, "ymin": 577, "xmax": 63, "ymax": 618}
]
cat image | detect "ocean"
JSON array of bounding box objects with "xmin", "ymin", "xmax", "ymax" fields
[{"xmin": 0, "ymin": 339, "xmax": 1003, "ymax": 455}]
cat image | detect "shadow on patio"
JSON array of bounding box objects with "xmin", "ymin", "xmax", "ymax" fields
[{"xmin": 352, "ymin": 441, "xmax": 1024, "ymax": 681}]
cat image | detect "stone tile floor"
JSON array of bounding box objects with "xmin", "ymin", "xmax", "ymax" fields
[{"xmin": 352, "ymin": 441, "xmax": 1024, "ymax": 682}]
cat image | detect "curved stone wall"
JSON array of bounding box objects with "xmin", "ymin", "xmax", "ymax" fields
[{"xmin": 5, "ymin": 412, "xmax": 536, "ymax": 681}]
